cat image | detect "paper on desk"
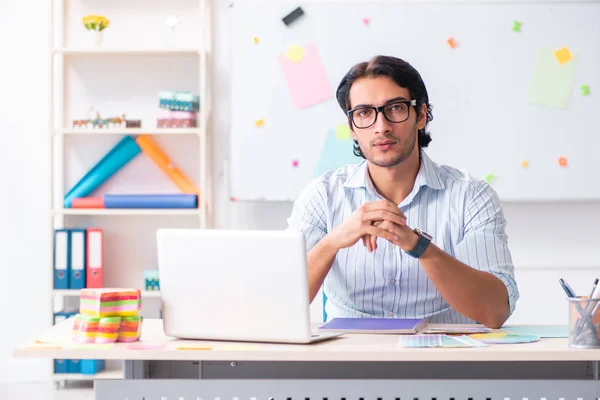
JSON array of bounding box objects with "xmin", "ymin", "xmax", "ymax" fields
[
  {"xmin": 528, "ymin": 47, "xmax": 577, "ymax": 109},
  {"xmin": 127, "ymin": 343, "xmax": 167, "ymax": 350},
  {"xmin": 502, "ymin": 325, "xmax": 569, "ymax": 338},
  {"xmin": 398, "ymin": 335, "xmax": 487, "ymax": 348},
  {"xmin": 421, "ymin": 327, "xmax": 492, "ymax": 335}
]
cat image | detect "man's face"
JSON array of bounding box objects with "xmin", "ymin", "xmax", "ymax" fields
[{"xmin": 348, "ymin": 76, "xmax": 425, "ymax": 168}]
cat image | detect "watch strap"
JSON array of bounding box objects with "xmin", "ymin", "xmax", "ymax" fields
[{"xmin": 405, "ymin": 229, "xmax": 431, "ymax": 258}]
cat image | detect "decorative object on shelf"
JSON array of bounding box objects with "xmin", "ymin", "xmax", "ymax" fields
[
  {"xmin": 136, "ymin": 135, "xmax": 200, "ymax": 196},
  {"xmin": 157, "ymin": 109, "xmax": 197, "ymax": 128},
  {"xmin": 126, "ymin": 120, "xmax": 142, "ymax": 128},
  {"xmin": 65, "ymin": 135, "xmax": 201, "ymax": 209},
  {"xmin": 63, "ymin": 136, "xmax": 141, "ymax": 208},
  {"xmin": 158, "ymin": 90, "xmax": 200, "ymax": 112},
  {"xmin": 72, "ymin": 112, "xmax": 140, "ymax": 129},
  {"xmin": 144, "ymin": 270, "xmax": 160, "ymax": 291},
  {"xmin": 165, "ymin": 14, "xmax": 180, "ymax": 34},
  {"xmin": 103, "ymin": 194, "xmax": 198, "ymax": 209},
  {"xmin": 82, "ymin": 14, "xmax": 110, "ymax": 48}
]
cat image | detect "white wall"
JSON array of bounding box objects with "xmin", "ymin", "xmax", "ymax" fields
[{"xmin": 0, "ymin": 0, "xmax": 599, "ymax": 382}]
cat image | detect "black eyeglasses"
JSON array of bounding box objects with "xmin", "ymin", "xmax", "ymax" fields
[{"xmin": 347, "ymin": 99, "xmax": 417, "ymax": 129}]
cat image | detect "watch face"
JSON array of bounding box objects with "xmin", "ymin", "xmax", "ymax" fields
[{"xmin": 416, "ymin": 227, "xmax": 433, "ymax": 241}]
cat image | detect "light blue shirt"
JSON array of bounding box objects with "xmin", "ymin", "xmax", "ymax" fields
[{"xmin": 286, "ymin": 150, "xmax": 519, "ymax": 323}]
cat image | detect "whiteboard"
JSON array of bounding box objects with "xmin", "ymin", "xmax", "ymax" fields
[{"xmin": 229, "ymin": 1, "xmax": 600, "ymax": 201}]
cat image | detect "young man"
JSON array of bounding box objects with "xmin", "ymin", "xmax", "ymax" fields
[{"xmin": 287, "ymin": 55, "xmax": 519, "ymax": 328}]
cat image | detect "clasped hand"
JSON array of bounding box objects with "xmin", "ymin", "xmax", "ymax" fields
[{"xmin": 327, "ymin": 199, "xmax": 417, "ymax": 252}]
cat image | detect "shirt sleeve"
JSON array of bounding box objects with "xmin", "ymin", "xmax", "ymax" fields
[
  {"xmin": 286, "ymin": 179, "xmax": 328, "ymax": 252},
  {"xmin": 454, "ymin": 181, "xmax": 520, "ymax": 317}
]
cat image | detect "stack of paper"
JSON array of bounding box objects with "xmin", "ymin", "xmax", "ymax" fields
[{"xmin": 79, "ymin": 288, "xmax": 141, "ymax": 318}]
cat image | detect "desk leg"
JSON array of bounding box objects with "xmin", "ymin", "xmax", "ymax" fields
[
  {"xmin": 123, "ymin": 360, "xmax": 150, "ymax": 379},
  {"xmin": 594, "ymin": 360, "xmax": 599, "ymax": 380}
]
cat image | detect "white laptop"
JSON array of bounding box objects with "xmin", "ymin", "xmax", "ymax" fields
[{"xmin": 156, "ymin": 229, "xmax": 343, "ymax": 344}]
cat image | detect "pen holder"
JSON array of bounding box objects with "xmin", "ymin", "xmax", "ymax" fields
[{"xmin": 568, "ymin": 297, "xmax": 600, "ymax": 348}]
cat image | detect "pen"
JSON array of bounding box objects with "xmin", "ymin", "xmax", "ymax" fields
[
  {"xmin": 559, "ymin": 278, "xmax": 576, "ymax": 298},
  {"xmin": 577, "ymin": 278, "xmax": 600, "ymax": 330}
]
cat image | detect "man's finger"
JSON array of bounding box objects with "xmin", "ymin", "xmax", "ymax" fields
[
  {"xmin": 370, "ymin": 234, "xmax": 377, "ymax": 251},
  {"xmin": 362, "ymin": 200, "xmax": 406, "ymax": 218},
  {"xmin": 365, "ymin": 225, "xmax": 399, "ymax": 244},
  {"xmin": 362, "ymin": 210, "xmax": 407, "ymax": 226}
]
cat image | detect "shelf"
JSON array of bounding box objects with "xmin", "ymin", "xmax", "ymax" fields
[
  {"xmin": 59, "ymin": 128, "xmax": 202, "ymax": 136},
  {"xmin": 53, "ymin": 290, "xmax": 161, "ymax": 298},
  {"xmin": 54, "ymin": 209, "xmax": 202, "ymax": 216},
  {"xmin": 53, "ymin": 367, "xmax": 123, "ymax": 381},
  {"xmin": 55, "ymin": 48, "xmax": 203, "ymax": 56}
]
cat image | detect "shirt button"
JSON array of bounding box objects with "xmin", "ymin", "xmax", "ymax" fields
[
  {"xmin": 388, "ymin": 311, "xmax": 393, "ymax": 317},
  {"xmin": 391, "ymin": 279, "xmax": 396, "ymax": 285}
]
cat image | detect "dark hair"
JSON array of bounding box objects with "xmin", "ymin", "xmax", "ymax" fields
[{"xmin": 335, "ymin": 55, "xmax": 433, "ymax": 158}]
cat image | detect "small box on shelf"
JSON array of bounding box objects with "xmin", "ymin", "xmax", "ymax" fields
[{"xmin": 145, "ymin": 269, "xmax": 160, "ymax": 291}]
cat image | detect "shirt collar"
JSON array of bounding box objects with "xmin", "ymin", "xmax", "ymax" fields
[{"xmin": 342, "ymin": 150, "xmax": 446, "ymax": 191}]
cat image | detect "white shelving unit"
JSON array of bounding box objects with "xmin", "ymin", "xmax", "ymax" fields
[{"xmin": 49, "ymin": 0, "xmax": 212, "ymax": 383}]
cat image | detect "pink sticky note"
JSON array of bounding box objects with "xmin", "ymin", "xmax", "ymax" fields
[
  {"xmin": 127, "ymin": 343, "xmax": 167, "ymax": 350},
  {"xmin": 363, "ymin": 17, "xmax": 370, "ymax": 26},
  {"xmin": 278, "ymin": 43, "xmax": 333, "ymax": 110}
]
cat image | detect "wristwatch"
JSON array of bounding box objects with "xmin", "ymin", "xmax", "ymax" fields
[{"xmin": 404, "ymin": 227, "xmax": 432, "ymax": 258}]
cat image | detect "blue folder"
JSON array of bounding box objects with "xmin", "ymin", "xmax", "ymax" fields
[
  {"xmin": 53, "ymin": 230, "xmax": 70, "ymax": 289},
  {"xmin": 104, "ymin": 194, "xmax": 198, "ymax": 208},
  {"xmin": 64, "ymin": 136, "xmax": 141, "ymax": 208},
  {"xmin": 68, "ymin": 229, "xmax": 86, "ymax": 290}
]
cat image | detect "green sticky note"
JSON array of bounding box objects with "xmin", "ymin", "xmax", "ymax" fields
[
  {"xmin": 502, "ymin": 325, "xmax": 569, "ymax": 338},
  {"xmin": 335, "ymin": 123, "xmax": 351, "ymax": 140},
  {"xmin": 314, "ymin": 129, "xmax": 363, "ymax": 178},
  {"xmin": 528, "ymin": 48, "xmax": 578, "ymax": 109}
]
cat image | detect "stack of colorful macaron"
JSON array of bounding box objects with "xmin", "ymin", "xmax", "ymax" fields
[{"xmin": 72, "ymin": 289, "xmax": 143, "ymax": 344}]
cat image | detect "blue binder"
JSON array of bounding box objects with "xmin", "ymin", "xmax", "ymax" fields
[
  {"xmin": 53, "ymin": 312, "xmax": 71, "ymax": 373},
  {"xmin": 103, "ymin": 194, "xmax": 198, "ymax": 208},
  {"xmin": 68, "ymin": 229, "xmax": 87, "ymax": 289},
  {"xmin": 53, "ymin": 230, "xmax": 70, "ymax": 289}
]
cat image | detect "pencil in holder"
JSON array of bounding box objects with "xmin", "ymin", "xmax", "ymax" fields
[{"xmin": 568, "ymin": 296, "xmax": 600, "ymax": 348}]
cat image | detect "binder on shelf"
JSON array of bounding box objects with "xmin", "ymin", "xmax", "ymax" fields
[
  {"xmin": 86, "ymin": 228, "xmax": 103, "ymax": 289},
  {"xmin": 81, "ymin": 359, "xmax": 105, "ymax": 375},
  {"xmin": 53, "ymin": 230, "xmax": 70, "ymax": 290},
  {"xmin": 103, "ymin": 194, "xmax": 197, "ymax": 209},
  {"xmin": 64, "ymin": 136, "xmax": 141, "ymax": 208},
  {"xmin": 69, "ymin": 229, "xmax": 86, "ymax": 290},
  {"xmin": 67, "ymin": 359, "xmax": 81, "ymax": 374},
  {"xmin": 135, "ymin": 135, "xmax": 200, "ymax": 197},
  {"xmin": 53, "ymin": 312, "xmax": 72, "ymax": 374}
]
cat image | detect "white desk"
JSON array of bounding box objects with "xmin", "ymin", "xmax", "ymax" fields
[{"xmin": 13, "ymin": 318, "xmax": 600, "ymax": 400}]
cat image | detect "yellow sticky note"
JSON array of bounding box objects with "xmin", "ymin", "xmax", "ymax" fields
[
  {"xmin": 253, "ymin": 36, "xmax": 259, "ymax": 44},
  {"xmin": 255, "ymin": 118, "xmax": 264, "ymax": 128},
  {"xmin": 554, "ymin": 46, "xmax": 573, "ymax": 65},
  {"xmin": 335, "ymin": 124, "xmax": 351, "ymax": 140},
  {"xmin": 176, "ymin": 345, "xmax": 213, "ymax": 351},
  {"xmin": 284, "ymin": 44, "xmax": 305, "ymax": 63},
  {"xmin": 521, "ymin": 160, "xmax": 529, "ymax": 168}
]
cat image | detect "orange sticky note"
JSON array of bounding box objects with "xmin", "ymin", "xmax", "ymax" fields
[
  {"xmin": 25, "ymin": 344, "xmax": 62, "ymax": 350},
  {"xmin": 284, "ymin": 44, "xmax": 305, "ymax": 63},
  {"xmin": 521, "ymin": 161, "xmax": 529, "ymax": 169},
  {"xmin": 255, "ymin": 119, "xmax": 264, "ymax": 128},
  {"xmin": 446, "ymin": 37, "xmax": 458, "ymax": 49},
  {"xmin": 558, "ymin": 156, "xmax": 568, "ymax": 167},
  {"xmin": 554, "ymin": 47, "xmax": 573, "ymax": 65}
]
